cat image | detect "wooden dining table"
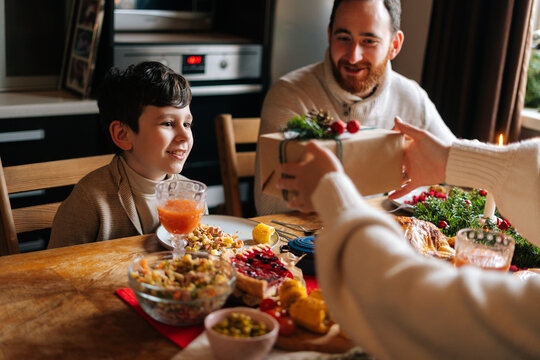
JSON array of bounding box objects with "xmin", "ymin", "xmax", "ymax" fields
[{"xmin": 0, "ymin": 196, "xmax": 397, "ymax": 359}]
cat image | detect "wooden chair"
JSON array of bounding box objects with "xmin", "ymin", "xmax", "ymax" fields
[
  {"xmin": 0, "ymin": 154, "xmax": 114, "ymax": 255},
  {"xmin": 215, "ymin": 114, "xmax": 260, "ymax": 217}
]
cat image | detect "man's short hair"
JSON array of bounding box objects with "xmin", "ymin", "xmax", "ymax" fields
[
  {"xmin": 97, "ymin": 61, "xmax": 192, "ymax": 153},
  {"xmin": 329, "ymin": 0, "xmax": 401, "ymax": 34}
]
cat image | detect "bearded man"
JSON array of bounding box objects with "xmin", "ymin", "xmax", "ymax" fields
[{"xmin": 254, "ymin": 0, "xmax": 456, "ymax": 215}]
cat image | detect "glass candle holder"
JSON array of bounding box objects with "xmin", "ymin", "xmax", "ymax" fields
[{"xmin": 455, "ymin": 228, "xmax": 515, "ymax": 272}]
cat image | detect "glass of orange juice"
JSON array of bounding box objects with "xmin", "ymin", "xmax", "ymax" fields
[
  {"xmin": 455, "ymin": 228, "xmax": 515, "ymax": 271},
  {"xmin": 156, "ymin": 179, "xmax": 207, "ymax": 251}
]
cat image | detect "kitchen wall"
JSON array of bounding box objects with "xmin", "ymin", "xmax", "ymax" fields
[
  {"xmin": 391, "ymin": 0, "xmax": 433, "ymax": 83},
  {"xmin": 270, "ymin": 0, "xmax": 433, "ymax": 84},
  {"xmin": 270, "ymin": 0, "xmax": 332, "ymax": 83}
]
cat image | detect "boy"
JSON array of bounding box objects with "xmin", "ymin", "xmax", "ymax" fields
[{"xmin": 49, "ymin": 61, "xmax": 194, "ymax": 248}]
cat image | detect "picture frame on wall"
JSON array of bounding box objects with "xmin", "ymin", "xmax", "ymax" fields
[{"xmin": 63, "ymin": 0, "xmax": 106, "ymax": 97}]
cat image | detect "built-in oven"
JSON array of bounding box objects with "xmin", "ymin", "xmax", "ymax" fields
[{"xmin": 114, "ymin": 33, "xmax": 265, "ymax": 212}]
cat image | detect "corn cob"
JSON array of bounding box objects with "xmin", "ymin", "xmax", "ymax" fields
[
  {"xmin": 289, "ymin": 296, "xmax": 329, "ymax": 334},
  {"xmin": 252, "ymin": 223, "xmax": 275, "ymax": 244},
  {"xmin": 279, "ymin": 278, "xmax": 307, "ymax": 309}
]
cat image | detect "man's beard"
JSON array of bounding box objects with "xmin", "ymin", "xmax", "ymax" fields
[{"xmin": 331, "ymin": 51, "xmax": 390, "ymax": 97}]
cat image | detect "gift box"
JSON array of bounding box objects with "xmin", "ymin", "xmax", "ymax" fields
[{"xmin": 259, "ymin": 128, "xmax": 403, "ymax": 199}]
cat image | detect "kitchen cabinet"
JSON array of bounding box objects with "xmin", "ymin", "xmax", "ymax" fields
[
  {"xmin": 0, "ymin": 91, "xmax": 108, "ymax": 252},
  {"xmin": 0, "ymin": 0, "xmax": 278, "ymax": 251}
]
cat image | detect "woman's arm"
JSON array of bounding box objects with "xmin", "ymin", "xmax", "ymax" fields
[{"xmin": 313, "ymin": 172, "xmax": 540, "ymax": 360}]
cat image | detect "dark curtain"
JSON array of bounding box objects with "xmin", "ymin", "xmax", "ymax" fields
[{"xmin": 422, "ymin": 0, "xmax": 534, "ymax": 143}]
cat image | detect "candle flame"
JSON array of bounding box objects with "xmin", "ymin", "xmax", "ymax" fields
[{"xmin": 497, "ymin": 134, "xmax": 504, "ymax": 146}]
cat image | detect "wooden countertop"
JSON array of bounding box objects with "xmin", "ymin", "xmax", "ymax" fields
[{"xmin": 0, "ymin": 196, "xmax": 395, "ymax": 359}]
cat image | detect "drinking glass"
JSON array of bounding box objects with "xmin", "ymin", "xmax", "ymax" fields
[
  {"xmin": 455, "ymin": 228, "xmax": 515, "ymax": 271},
  {"xmin": 156, "ymin": 179, "xmax": 207, "ymax": 252}
]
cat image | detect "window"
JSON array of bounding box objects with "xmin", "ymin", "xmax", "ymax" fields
[{"xmin": 521, "ymin": 0, "xmax": 540, "ymax": 135}]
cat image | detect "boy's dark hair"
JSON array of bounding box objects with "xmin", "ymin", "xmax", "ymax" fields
[
  {"xmin": 329, "ymin": 0, "xmax": 401, "ymax": 34},
  {"xmin": 97, "ymin": 61, "xmax": 192, "ymax": 153}
]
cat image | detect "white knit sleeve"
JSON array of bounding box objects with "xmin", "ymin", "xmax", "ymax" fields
[
  {"xmin": 446, "ymin": 138, "xmax": 540, "ymax": 245},
  {"xmin": 310, "ymin": 171, "xmax": 540, "ymax": 359}
]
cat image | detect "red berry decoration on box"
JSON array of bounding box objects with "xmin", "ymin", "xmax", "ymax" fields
[
  {"xmin": 284, "ymin": 110, "xmax": 370, "ymax": 139},
  {"xmin": 330, "ymin": 120, "xmax": 346, "ymax": 135},
  {"xmin": 346, "ymin": 120, "xmax": 361, "ymax": 133}
]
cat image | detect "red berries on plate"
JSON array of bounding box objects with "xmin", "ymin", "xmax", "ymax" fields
[
  {"xmin": 262, "ymin": 306, "xmax": 286, "ymax": 321},
  {"xmin": 278, "ymin": 317, "xmax": 296, "ymax": 336},
  {"xmin": 259, "ymin": 298, "xmax": 278, "ymax": 312},
  {"xmin": 497, "ymin": 218, "xmax": 511, "ymax": 231}
]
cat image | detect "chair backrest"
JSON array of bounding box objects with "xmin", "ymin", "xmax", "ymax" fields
[
  {"xmin": 0, "ymin": 154, "xmax": 114, "ymax": 255},
  {"xmin": 215, "ymin": 114, "xmax": 260, "ymax": 217}
]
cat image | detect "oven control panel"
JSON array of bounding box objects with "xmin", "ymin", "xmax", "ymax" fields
[{"xmin": 114, "ymin": 43, "xmax": 262, "ymax": 81}]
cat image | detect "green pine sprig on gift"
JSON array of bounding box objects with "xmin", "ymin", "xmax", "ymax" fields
[
  {"xmin": 282, "ymin": 109, "xmax": 362, "ymax": 139},
  {"xmin": 412, "ymin": 187, "xmax": 540, "ymax": 269},
  {"xmin": 284, "ymin": 114, "xmax": 337, "ymax": 140}
]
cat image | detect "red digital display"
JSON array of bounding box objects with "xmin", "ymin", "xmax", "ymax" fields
[
  {"xmin": 182, "ymin": 54, "xmax": 205, "ymax": 74},
  {"xmin": 186, "ymin": 56, "xmax": 203, "ymax": 65}
]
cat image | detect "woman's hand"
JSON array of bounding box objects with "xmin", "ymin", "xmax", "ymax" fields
[
  {"xmin": 277, "ymin": 141, "xmax": 344, "ymax": 213},
  {"xmin": 390, "ymin": 117, "xmax": 450, "ymax": 199}
]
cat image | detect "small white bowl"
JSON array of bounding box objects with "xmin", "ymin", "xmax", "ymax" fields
[{"xmin": 204, "ymin": 307, "xmax": 279, "ymax": 360}]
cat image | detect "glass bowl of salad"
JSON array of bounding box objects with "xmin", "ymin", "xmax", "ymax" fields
[{"xmin": 128, "ymin": 251, "xmax": 236, "ymax": 326}]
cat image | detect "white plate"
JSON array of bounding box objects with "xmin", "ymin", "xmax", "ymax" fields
[
  {"xmin": 156, "ymin": 214, "xmax": 278, "ymax": 250},
  {"xmin": 388, "ymin": 186, "xmax": 431, "ymax": 213}
]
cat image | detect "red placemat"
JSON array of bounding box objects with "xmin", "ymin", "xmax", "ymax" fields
[
  {"xmin": 304, "ymin": 275, "xmax": 319, "ymax": 293},
  {"xmin": 117, "ymin": 276, "xmax": 318, "ymax": 348},
  {"xmin": 116, "ymin": 288, "xmax": 203, "ymax": 348}
]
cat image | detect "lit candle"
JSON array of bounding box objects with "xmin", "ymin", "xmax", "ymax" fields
[
  {"xmin": 483, "ymin": 134, "xmax": 504, "ymax": 220},
  {"xmin": 483, "ymin": 193, "xmax": 496, "ymax": 220}
]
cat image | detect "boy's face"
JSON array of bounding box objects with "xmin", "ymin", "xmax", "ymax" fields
[{"xmin": 123, "ymin": 105, "xmax": 194, "ymax": 181}]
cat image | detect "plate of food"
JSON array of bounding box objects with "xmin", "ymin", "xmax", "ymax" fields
[
  {"xmin": 156, "ymin": 214, "xmax": 278, "ymax": 254},
  {"xmin": 388, "ymin": 185, "xmax": 448, "ymax": 213}
]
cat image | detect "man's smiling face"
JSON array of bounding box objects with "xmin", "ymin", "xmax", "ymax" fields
[{"xmin": 328, "ymin": 0, "xmax": 401, "ymax": 97}]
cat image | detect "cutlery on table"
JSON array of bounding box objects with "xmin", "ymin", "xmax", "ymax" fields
[
  {"xmin": 250, "ymin": 220, "xmax": 298, "ymax": 242},
  {"xmin": 387, "ymin": 204, "xmax": 412, "ymax": 213},
  {"xmin": 271, "ymin": 220, "xmax": 323, "ymax": 236},
  {"xmin": 273, "ymin": 228, "xmax": 298, "ymax": 241}
]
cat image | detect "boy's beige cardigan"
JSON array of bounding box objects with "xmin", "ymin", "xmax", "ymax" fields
[{"xmin": 48, "ymin": 155, "xmax": 185, "ymax": 248}]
